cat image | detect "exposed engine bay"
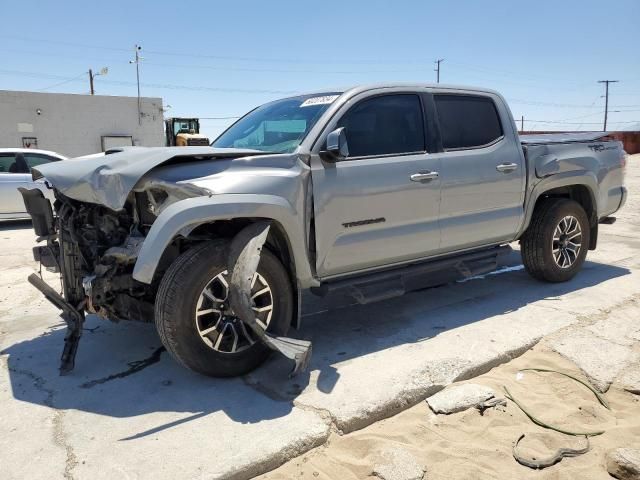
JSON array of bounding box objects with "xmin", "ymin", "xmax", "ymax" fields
[{"xmin": 55, "ymin": 193, "xmax": 156, "ymax": 323}]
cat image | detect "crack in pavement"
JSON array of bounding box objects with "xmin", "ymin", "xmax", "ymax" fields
[
  {"xmin": 543, "ymin": 294, "xmax": 640, "ymax": 347},
  {"xmin": 80, "ymin": 346, "xmax": 165, "ymax": 389},
  {"xmin": 7, "ymin": 365, "xmax": 78, "ymax": 479},
  {"xmin": 292, "ymin": 402, "xmax": 340, "ymax": 433}
]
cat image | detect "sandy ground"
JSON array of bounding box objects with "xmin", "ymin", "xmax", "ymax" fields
[{"xmin": 264, "ymin": 345, "xmax": 640, "ymax": 480}]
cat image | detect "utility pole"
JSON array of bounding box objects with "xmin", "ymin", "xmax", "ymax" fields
[
  {"xmin": 598, "ymin": 80, "xmax": 619, "ymax": 131},
  {"xmin": 130, "ymin": 45, "xmax": 143, "ymax": 125},
  {"xmin": 434, "ymin": 58, "xmax": 444, "ymax": 83},
  {"xmin": 88, "ymin": 67, "xmax": 108, "ymax": 95},
  {"xmin": 520, "ymin": 115, "xmax": 524, "ymax": 132},
  {"xmin": 88, "ymin": 69, "xmax": 95, "ymax": 95}
]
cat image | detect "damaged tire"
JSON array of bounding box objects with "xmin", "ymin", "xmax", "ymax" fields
[
  {"xmin": 155, "ymin": 240, "xmax": 293, "ymax": 377},
  {"xmin": 521, "ymin": 198, "xmax": 590, "ymax": 283}
]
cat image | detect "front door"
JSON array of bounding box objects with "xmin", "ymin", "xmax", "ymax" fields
[{"xmin": 311, "ymin": 93, "xmax": 442, "ymax": 278}]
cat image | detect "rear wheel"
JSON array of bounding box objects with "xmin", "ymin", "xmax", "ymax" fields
[
  {"xmin": 155, "ymin": 240, "xmax": 293, "ymax": 377},
  {"xmin": 521, "ymin": 198, "xmax": 590, "ymax": 283}
]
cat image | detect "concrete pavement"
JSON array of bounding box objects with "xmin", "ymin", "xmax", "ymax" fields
[{"xmin": 1, "ymin": 155, "xmax": 638, "ymax": 479}]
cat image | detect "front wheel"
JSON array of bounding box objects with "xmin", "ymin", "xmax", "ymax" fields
[
  {"xmin": 521, "ymin": 198, "xmax": 590, "ymax": 283},
  {"xmin": 155, "ymin": 240, "xmax": 293, "ymax": 377}
]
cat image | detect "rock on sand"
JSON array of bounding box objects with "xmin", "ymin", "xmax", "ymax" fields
[
  {"xmin": 606, "ymin": 448, "xmax": 640, "ymax": 480},
  {"xmin": 426, "ymin": 383, "xmax": 495, "ymax": 414}
]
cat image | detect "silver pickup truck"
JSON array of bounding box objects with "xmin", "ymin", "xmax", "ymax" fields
[{"xmin": 20, "ymin": 83, "xmax": 627, "ymax": 377}]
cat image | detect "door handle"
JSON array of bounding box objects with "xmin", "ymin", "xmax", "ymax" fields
[
  {"xmin": 410, "ymin": 171, "xmax": 439, "ymax": 182},
  {"xmin": 496, "ymin": 162, "xmax": 518, "ymax": 173}
]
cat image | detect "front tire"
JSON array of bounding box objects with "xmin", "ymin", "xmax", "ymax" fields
[
  {"xmin": 521, "ymin": 198, "xmax": 590, "ymax": 283},
  {"xmin": 155, "ymin": 240, "xmax": 293, "ymax": 377}
]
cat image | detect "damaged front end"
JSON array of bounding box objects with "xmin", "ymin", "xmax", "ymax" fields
[
  {"xmin": 20, "ymin": 186, "xmax": 162, "ymax": 374},
  {"xmin": 20, "ymin": 147, "xmax": 313, "ymax": 377},
  {"xmin": 21, "ymin": 182, "xmax": 312, "ymax": 377}
]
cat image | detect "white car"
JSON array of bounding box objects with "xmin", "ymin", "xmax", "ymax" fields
[{"xmin": 0, "ymin": 148, "xmax": 67, "ymax": 220}]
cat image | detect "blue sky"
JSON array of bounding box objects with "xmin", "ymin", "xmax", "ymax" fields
[{"xmin": 1, "ymin": 0, "xmax": 638, "ymax": 139}]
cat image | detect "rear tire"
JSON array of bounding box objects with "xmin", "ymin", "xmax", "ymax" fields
[
  {"xmin": 521, "ymin": 198, "xmax": 590, "ymax": 283},
  {"xmin": 155, "ymin": 240, "xmax": 293, "ymax": 377}
]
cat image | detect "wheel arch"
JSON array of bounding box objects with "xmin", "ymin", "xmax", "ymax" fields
[
  {"xmin": 520, "ymin": 175, "xmax": 599, "ymax": 249},
  {"xmin": 132, "ymin": 195, "xmax": 316, "ymax": 328}
]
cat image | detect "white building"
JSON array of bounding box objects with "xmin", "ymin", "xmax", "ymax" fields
[{"xmin": 0, "ymin": 90, "xmax": 164, "ymax": 158}]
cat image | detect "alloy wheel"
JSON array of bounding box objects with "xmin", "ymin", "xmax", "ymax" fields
[
  {"xmin": 194, "ymin": 270, "xmax": 273, "ymax": 353},
  {"xmin": 551, "ymin": 215, "xmax": 582, "ymax": 269}
]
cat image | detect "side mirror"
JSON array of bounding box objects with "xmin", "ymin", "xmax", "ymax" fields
[{"xmin": 321, "ymin": 127, "xmax": 349, "ymax": 161}]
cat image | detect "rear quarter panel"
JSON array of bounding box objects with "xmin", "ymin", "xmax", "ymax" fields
[{"xmin": 520, "ymin": 140, "xmax": 625, "ymax": 236}]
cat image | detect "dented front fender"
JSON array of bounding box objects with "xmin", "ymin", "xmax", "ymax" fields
[{"xmin": 131, "ymin": 194, "xmax": 318, "ymax": 288}]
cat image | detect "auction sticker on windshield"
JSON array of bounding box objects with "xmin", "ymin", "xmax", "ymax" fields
[{"xmin": 300, "ymin": 95, "xmax": 340, "ymax": 107}]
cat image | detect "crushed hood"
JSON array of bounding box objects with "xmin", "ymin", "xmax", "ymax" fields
[{"xmin": 34, "ymin": 146, "xmax": 267, "ymax": 210}]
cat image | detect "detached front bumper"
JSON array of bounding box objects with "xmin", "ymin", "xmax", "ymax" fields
[
  {"xmin": 20, "ymin": 188, "xmax": 60, "ymax": 271},
  {"xmin": 27, "ymin": 274, "xmax": 85, "ymax": 374},
  {"xmin": 19, "ymin": 187, "xmax": 56, "ymax": 238}
]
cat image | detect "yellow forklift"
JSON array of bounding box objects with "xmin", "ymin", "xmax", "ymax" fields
[{"xmin": 165, "ymin": 118, "xmax": 210, "ymax": 146}]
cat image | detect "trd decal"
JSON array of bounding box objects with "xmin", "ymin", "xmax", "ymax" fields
[{"xmin": 588, "ymin": 144, "xmax": 617, "ymax": 152}]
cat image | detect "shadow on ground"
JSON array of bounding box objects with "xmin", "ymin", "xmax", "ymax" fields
[{"xmin": 2, "ymin": 250, "xmax": 629, "ymax": 438}]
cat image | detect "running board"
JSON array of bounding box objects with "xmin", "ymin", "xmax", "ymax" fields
[{"xmin": 311, "ymin": 246, "xmax": 511, "ymax": 304}]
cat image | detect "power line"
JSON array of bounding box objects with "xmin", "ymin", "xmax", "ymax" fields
[
  {"xmin": 0, "ymin": 68, "xmax": 299, "ymax": 95},
  {"xmin": 3, "ymin": 34, "xmax": 638, "ymax": 84},
  {"xmin": 0, "ymin": 34, "xmax": 430, "ymax": 66},
  {"xmin": 37, "ymin": 72, "xmax": 86, "ymax": 92},
  {"xmin": 445, "ymin": 60, "xmax": 595, "ymax": 86},
  {"xmin": 0, "ymin": 34, "xmax": 131, "ymax": 53},
  {"xmin": 3, "ymin": 43, "xmax": 639, "ymax": 87},
  {"xmin": 0, "ymin": 46, "xmax": 432, "ymax": 75},
  {"xmin": 507, "ymin": 98, "xmax": 638, "ymax": 109},
  {"xmin": 572, "ymin": 94, "xmax": 602, "ymax": 130},
  {"xmin": 143, "ymin": 60, "xmax": 425, "ymax": 75}
]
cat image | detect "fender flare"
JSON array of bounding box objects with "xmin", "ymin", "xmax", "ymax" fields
[
  {"xmin": 517, "ymin": 171, "xmax": 599, "ymax": 238},
  {"xmin": 131, "ymin": 194, "xmax": 318, "ymax": 290}
]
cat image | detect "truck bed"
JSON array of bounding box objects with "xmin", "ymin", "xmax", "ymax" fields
[{"xmin": 520, "ymin": 132, "xmax": 610, "ymax": 145}]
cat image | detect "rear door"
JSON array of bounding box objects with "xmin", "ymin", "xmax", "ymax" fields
[
  {"xmin": 0, "ymin": 153, "xmax": 30, "ymax": 216},
  {"xmin": 310, "ymin": 92, "xmax": 442, "ymax": 278},
  {"xmin": 432, "ymin": 93, "xmax": 525, "ymax": 251}
]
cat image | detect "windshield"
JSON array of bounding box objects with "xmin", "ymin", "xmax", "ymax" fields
[
  {"xmin": 173, "ymin": 119, "xmax": 199, "ymax": 135},
  {"xmin": 212, "ymin": 92, "xmax": 342, "ymax": 153}
]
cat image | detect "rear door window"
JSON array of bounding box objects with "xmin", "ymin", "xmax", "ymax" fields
[
  {"xmin": 337, "ymin": 94, "xmax": 425, "ymax": 157},
  {"xmin": 434, "ymin": 95, "xmax": 503, "ymax": 150}
]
